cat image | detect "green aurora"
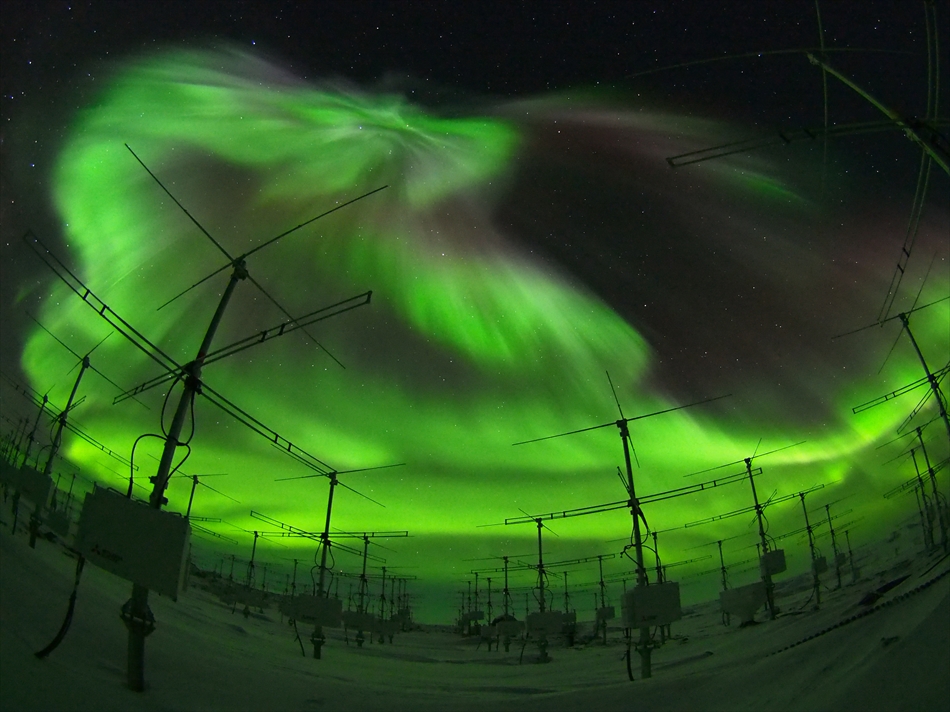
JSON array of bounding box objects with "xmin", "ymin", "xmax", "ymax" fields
[{"xmin": 10, "ymin": 48, "xmax": 950, "ymax": 623}]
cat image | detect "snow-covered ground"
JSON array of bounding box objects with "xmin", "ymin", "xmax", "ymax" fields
[{"xmin": 2, "ymin": 522, "xmax": 947, "ymax": 712}]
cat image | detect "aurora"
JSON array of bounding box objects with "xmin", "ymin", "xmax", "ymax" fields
[{"xmin": 6, "ymin": 44, "xmax": 949, "ymax": 623}]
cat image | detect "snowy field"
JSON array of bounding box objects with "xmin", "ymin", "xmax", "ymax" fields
[{"xmin": 1, "ymin": 523, "xmax": 948, "ymax": 712}]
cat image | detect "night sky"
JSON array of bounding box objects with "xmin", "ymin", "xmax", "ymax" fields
[{"xmin": 1, "ymin": 1, "xmax": 948, "ymax": 623}]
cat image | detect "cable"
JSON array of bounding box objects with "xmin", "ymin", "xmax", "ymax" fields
[
  {"xmin": 159, "ymin": 373, "xmax": 185, "ymax": 437},
  {"xmin": 180, "ymin": 386, "xmax": 198, "ymax": 447},
  {"xmin": 128, "ymin": 433, "xmax": 165, "ymax": 499},
  {"xmin": 169, "ymin": 444, "xmax": 192, "ymax": 479},
  {"xmin": 34, "ymin": 555, "xmax": 85, "ymax": 659},
  {"xmin": 292, "ymin": 619, "xmax": 306, "ymax": 656},
  {"xmin": 625, "ymin": 641, "xmax": 635, "ymax": 681}
]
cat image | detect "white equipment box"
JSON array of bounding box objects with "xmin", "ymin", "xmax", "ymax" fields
[
  {"xmin": 341, "ymin": 610, "xmax": 376, "ymax": 630},
  {"xmin": 496, "ymin": 619, "xmax": 524, "ymax": 637},
  {"xmin": 45, "ymin": 509, "xmax": 71, "ymax": 538},
  {"xmin": 16, "ymin": 467, "xmax": 53, "ymax": 508},
  {"xmin": 595, "ymin": 605, "xmax": 615, "ymax": 620},
  {"xmin": 284, "ymin": 595, "xmax": 343, "ymax": 627},
  {"xmin": 760, "ymin": 549, "xmax": 787, "ymax": 577},
  {"xmin": 812, "ymin": 556, "xmax": 828, "ymax": 574},
  {"xmin": 526, "ymin": 610, "xmax": 564, "ymax": 635},
  {"xmin": 233, "ymin": 587, "xmax": 269, "ymax": 608},
  {"xmin": 75, "ymin": 486, "xmax": 190, "ymax": 600},
  {"xmin": 719, "ymin": 581, "xmax": 767, "ymax": 623},
  {"xmin": 377, "ymin": 618, "xmax": 400, "ymax": 634},
  {"xmin": 835, "ymin": 552, "xmax": 848, "ymax": 566},
  {"xmin": 0, "ymin": 460, "xmax": 19, "ymax": 487},
  {"xmin": 621, "ymin": 582, "xmax": 682, "ymax": 628}
]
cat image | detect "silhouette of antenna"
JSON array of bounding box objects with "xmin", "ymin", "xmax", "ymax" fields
[
  {"xmin": 271, "ymin": 462, "xmax": 403, "ymax": 658},
  {"xmin": 25, "ymin": 313, "xmax": 148, "ymax": 411},
  {"xmin": 125, "ymin": 143, "xmax": 384, "ymax": 368},
  {"xmin": 145, "ymin": 453, "xmax": 238, "ymax": 518},
  {"xmin": 333, "ymin": 531, "xmax": 408, "ymax": 648},
  {"xmin": 661, "ymin": 8, "xmax": 946, "ymax": 324},
  {"xmin": 23, "ymin": 154, "xmax": 382, "ymax": 690},
  {"xmin": 835, "ymin": 296, "xmax": 950, "ymax": 442},
  {"xmin": 480, "ymin": 510, "xmax": 568, "ymax": 663},
  {"xmin": 679, "ymin": 442, "xmax": 809, "ymax": 620},
  {"xmin": 512, "ymin": 373, "xmax": 727, "ymax": 676},
  {"xmin": 665, "ymin": 118, "xmax": 949, "ymax": 167},
  {"xmin": 1, "ymin": 351, "xmax": 140, "ymax": 548},
  {"xmin": 685, "ymin": 534, "xmax": 750, "ymax": 626}
]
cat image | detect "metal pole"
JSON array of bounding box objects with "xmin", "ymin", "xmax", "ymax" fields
[
  {"xmin": 900, "ymin": 314, "xmax": 950, "ymax": 444},
  {"xmin": 125, "ymin": 262, "xmax": 246, "ymax": 692},
  {"xmin": 718, "ymin": 540, "xmax": 730, "ymax": 626},
  {"xmin": 825, "ymin": 505, "xmax": 842, "ymax": 589},
  {"xmin": 185, "ymin": 476, "xmax": 198, "ymax": 519},
  {"xmin": 312, "ymin": 472, "xmax": 337, "ymax": 658},
  {"xmin": 503, "ymin": 557, "xmax": 510, "ymax": 617},
  {"xmin": 844, "ymin": 530, "xmax": 857, "ymax": 584},
  {"xmin": 20, "ymin": 395, "xmax": 48, "ymax": 469},
  {"xmin": 619, "ymin": 420, "xmax": 651, "ymax": 679},
  {"xmin": 916, "ymin": 428, "xmax": 948, "ymax": 552},
  {"xmin": 911, "ymin": 449, "xmax": 936, "ymax": 551},
  {"xmin": 32, "ymin": 358, "xmax": 90, "ymax": 547},
  {"xmin": 747, "ymin": 458, "xmax": 777, "ymax": 619},
  {"xmin": 805, "ymin": 54, "xmax": 949, "ymax": 175},
  {"xmin": 536, "ymin": 519, "xmax": 546, "ymax": 613},
  {"xmin": 799, "ymin": 493, "xmax": 820, "ymax": 608}
]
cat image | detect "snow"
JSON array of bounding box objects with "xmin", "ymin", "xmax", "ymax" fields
[{"xmin": 2, "ymin": 523, "xmax": 948, "ymax": 712}]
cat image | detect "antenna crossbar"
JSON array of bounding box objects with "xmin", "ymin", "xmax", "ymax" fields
[
  {"xmin": 853, "ymin": 363, "xmax": 950, "ymax": 414},
  {"xmin": 503, "ymin": 500, "xmax": 630, "ymax": 525},
  {"xmin": 114, "ymin": 291, "xmax": 373, "ymax": 403}
]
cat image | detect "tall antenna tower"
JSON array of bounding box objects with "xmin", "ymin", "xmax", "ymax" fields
[
  {"xmin": 22, "ymin": 145, "xmax": 382, "ymax": 689},
  {"xmin": 512, "ymin": 372, "xmax": 727, "ymax": 677}
]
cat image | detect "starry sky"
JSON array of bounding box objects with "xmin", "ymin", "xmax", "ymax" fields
[{"xmin": 1, "ymin": 1, "xmax": 948, "ymax": 624}]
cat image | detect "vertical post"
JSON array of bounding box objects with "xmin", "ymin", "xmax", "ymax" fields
[
  {"xmin": 377, "ymin": 566, "xmax": 387, "ymax": 643},
  {"xmin": 64, "ymin": 473, "xmax": 76, "ymax": 516},
  {"xmin": 502, "ymin": 557, "xmax": 510, "ymax": 617},
  {"xmin": 598, "ymin": 555, "xmax": 608, "ymax": 644},
  {"xmin": 185, "ymin": 476, "xmax": 198, "ymax": 519},
  {"xmin": 747, "ymin": 458, "xmax": 777, "ymax": 619},
  {"xmin": 311, "ymin": 472, "xmax": 337, "ymax": 658},
  {"xmin": 20, "ymin": 395, "xmax": 48, "ymax": 469},
  {"xmin": 825, "ymin": 505, "xmax": 842, "ymax": 589},
  {"xmin": 32, "ymin": 359, "xmax": 90, "ymax": 547},
  {"xmin": 910, "ymin": 449, "xmax": 936, "ymax": 551},
  {"xmin": 844, "ymin": 530, "xmax": 857, "ymax": 584},
  {"xmin": 359, "ymin": 536, "xmax": 369, "ymax": 613},
  {"xmin": 799, "ymin": 493, "xmax": 820, "ymax": 608},
  {"xmin": 9, "ymin": 417, "xmax": 29, "ymax": 465},
  {"xmin": 246, "ymin": 531, "xmax": 259, "ymax": 587},
  {"xmin": 916, "ymin": 428, "xmax": 948, "ymax": 552},
  {"xmin": 562, "ymin": 572, "xmax": 569, "ymax": 613},
  {"xmin": 899, "ymin": 314, "xmax": 950, "ymax": 443},
  {"xmin": 535, "ymin": 519, "xmax": 545, "ymax": 613},
  {"xmin": 474, "ymin": 571, "xmax": 480, "ymax": 616},
  {"xmin": 124, "ymin": 261, "xmax": 246, "ymax": 692},
  {"xmin": 718, "ymin": 540, "xmax": 730, "ymax": 626},
  {"xmin": 619, "ymin": 420, "xmax": 651, "ymax": 679}
]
